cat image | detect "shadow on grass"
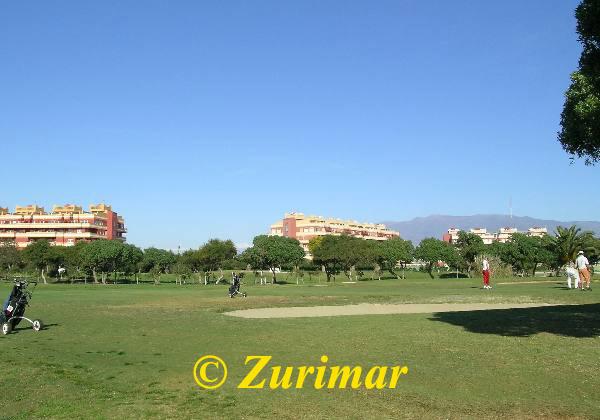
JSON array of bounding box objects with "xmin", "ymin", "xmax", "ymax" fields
[
  {"xmin": 439, "ymin": 273, "xmax": 469, "ymax": 279},
  {"xmin": 11, "ymin": 323, "xmax": 59, "ymax": 334},
  {"xmin": 429, "ymin": 304, "xmax": 600, "ymax": 338}
]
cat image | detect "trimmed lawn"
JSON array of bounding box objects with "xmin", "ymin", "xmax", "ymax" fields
[{"xmin": 0, "ymin": 273, "xmax": 598, "ymax": 419}]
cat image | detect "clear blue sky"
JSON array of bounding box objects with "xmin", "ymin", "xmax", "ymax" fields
[{"xmin": 1, "ymin": 0, "xmax": 597, "ymax": 250}]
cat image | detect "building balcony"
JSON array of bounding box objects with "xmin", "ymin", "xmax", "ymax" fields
[
  {"xmin": 0, "ymin": 222, "xmax": 102, "ymax": 230},
  {"xmin": 63, "ymin": 232, "xmax": 108, "ymax": 239},
  {"xmin": 16, "ymin": 231, "xmax": 57, "ymax": 238}
]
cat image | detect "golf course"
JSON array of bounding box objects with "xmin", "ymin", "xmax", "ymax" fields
[{"xmin": 1, "ymin": 273, "xmax": 598, "ymax": 419}]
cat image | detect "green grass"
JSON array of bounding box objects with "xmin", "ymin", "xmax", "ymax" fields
[{"xmin": 0, "ymin": 273, "xmax": 598, "ymax": 419}]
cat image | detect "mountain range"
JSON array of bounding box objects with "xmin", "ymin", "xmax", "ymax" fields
[{"xmin": 382, "ymin": 215, "xmax": 600, "ymax": 245}]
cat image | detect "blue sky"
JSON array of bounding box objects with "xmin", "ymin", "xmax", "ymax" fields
[{"xmin": 1, "ymin": 0, "xmax": 597, "ymax": 250}]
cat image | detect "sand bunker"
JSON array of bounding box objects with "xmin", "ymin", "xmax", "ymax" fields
[{"xmin": 225, "ymin": 302, "xmax": 560, "ymax": 319}]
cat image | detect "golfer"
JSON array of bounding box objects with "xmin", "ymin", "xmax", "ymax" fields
[
  {"xmin": 482, "ymin": 258, "xmax": 491, "ymax": 289},
  {"xmin": 565, "ymin": 262, "xmax": 579, "ymax": 289},
  {"xmin": 575, "ymin": 251, "xmax": 592, "ymax": 291}
]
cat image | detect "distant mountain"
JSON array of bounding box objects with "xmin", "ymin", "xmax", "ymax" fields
[{"xmin": 382, "ymin": 215, "xmax": 600, "ymax": 245}]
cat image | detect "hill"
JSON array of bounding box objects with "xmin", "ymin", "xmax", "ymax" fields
[{"xmin": 382, "ymin": 215, "xmax": 600, "ymax": 244}]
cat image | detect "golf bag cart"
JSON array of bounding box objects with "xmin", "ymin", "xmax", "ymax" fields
[
  {"xmin": 1, "ymin": 279, "xmax": 44, "ymax": 335},
  {"xmin": 229, "ymin": 273, "xmax": 247, "ymax": 298}
]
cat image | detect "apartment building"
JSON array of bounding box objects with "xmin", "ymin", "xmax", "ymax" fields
[
  {"xmin": 442, "ymin": 226, "xmax": 548, "ymax": 245},
  {"xmin": 527, "ymin": 227, "xmax": 548, "ymax": 238},
  {"xmin": 496, "ymin": 227, "xmax": 519, "ymax": 243},
  {"xmin": 442, "ymin": 228, "xmax": 461, "ymax": 244},
  {"xmin": 270, "ymin": 212, "xmax": 400, "ymax": 254},
  {"xmin": 468, "ymin": 228, "xmax": 496, "ymax": 245},
  {"xmin": 0, "ymin": 203, "xmax": 126, "ymax": 248}
]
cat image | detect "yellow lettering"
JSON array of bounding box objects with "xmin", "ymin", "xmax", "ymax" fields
[
  {"xmin": 327, "ymin": 366, "xmax": 363, "ymax": 389},
  {"xmin": 238, "ymin": 355, "xmax": 271, "ymax": 389},
  {"xmin": 269, "ymin": 366, "xmax": 294, "ymax": 389},
  {"xmin": 295, "ymin": 366, "xmax": 315, "ymax": 388},
  {"xmin": 314, "ymin": 355, "xmax": 328, "ymax": 389},
  {"xmin": 388, "ymin": 366, "xmax": 409, "ymax": 388},
  {"xmin": 364, "ymin": 366, "xmax": 388, "ymax": 389}
]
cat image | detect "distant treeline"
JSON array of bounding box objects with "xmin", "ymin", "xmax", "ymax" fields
[{"xmin": 0, "ymin": 226, "xmax": 598, "ymax": 284}]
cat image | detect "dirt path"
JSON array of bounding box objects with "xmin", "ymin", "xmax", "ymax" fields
[{"xmin": 225, "ymin": 302, "xmax": 561, "ymax": 319}]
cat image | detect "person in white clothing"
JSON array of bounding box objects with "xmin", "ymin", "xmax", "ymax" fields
[
  {"xmin": 565, "ymin": 262, "xmax": 579, "ymax": 289},
  {"xmin": 575, "ymin": 251, "xmax": 592, "ymax": 291},
  {"xmin": 482, "ymin": 258, "xmax": 491, "ymax": 289}
]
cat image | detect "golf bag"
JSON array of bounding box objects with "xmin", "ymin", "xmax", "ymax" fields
[
  {"xmin": 228, "ymin": 273, "xmax": 247, "ymax": 298},
  {"xmin": 1, "ymin": 280, "xmax": 44, "ymax": 335}
]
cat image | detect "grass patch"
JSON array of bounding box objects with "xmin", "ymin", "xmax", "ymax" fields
[{"xmin": 0, "ymin": 273, "xmax": 598, "ymax": 418}]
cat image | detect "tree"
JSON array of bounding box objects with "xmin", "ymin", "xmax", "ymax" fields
[
  {"xmin": 121, "ymin": 244, "xmax": 144, "ymax": 283},
  {"xmin": 141, "ymin": 247, "xmax": 177, "ymax": 284},
  {"xmin": 584, "ymin": 235, "xmax": 600, "ymax": 265},
  {"xmin": 179, "ymin": 249, "xmax": 204, "ymax": 284},
  {"xmin": 334, "ymin": 236, "xmax": 373, "ymax": 281},
  {"xmin": 47, "ymin": 246, "xmax": 70, "ymax": 280},
  {"xmin": 309, "ymin": 236, "xmax": 377, "ymax": 282},
  {"xmin": 455, "ymin": 232, "xmax": 485, "ymax": 277},
  {"xmin": 63, "ymin": 242, "xmax": 89, "ymax": 283},
  {"xmin": 0, "ymin": 240, "xmax": 22, "ymax": 276},
  {"xmin": 576, "ymin": 0, "xmax": 600, "ymax": 80},
  {"xmin": 559, "ymin": 72, "xmax": 600, "ymax": 163},
  {"xmin": 242, "ymin": 235, "xmax": 304, "ymax": 283},
  {"xmin": 373, "ymin": 238, "xmax": 414, "ymax": 279},
  {"xmin": 197, "ymin": 239, "xmax": 237, "ymax": 284},
  {"xmin": 534, "ymin": 235, "xmax": 557, "ymax": 276},
  {"xmin": 78, "ymin": 240, "xmax": 136, "ymax": 284},
  {"xmin": 22, "ymin": 240, "xmax": 54, "ymax": 283},
  {"xmin": 240, "ymin": 246, "xmax": 269, "ymax": 271},
  {"xmin": 559, "ymin": 0, "xmax": 600, "ymax": 164},
  {"xmin": 309, "ymin": 236, "xmax": 343, "ymax": 282},
  {"xmin": 414, "ymin": 238, "xmax": 459, "ymax": 278},
  {"xmin": 79, "ymin": 240, "xmax": 108, "ymax": 283},
  {"xmin": 549, "ymin": 226, "xmax": 590, "ymax": 270},
  {"xmin": 171, "ymin": 261, "xmax": 193, "ymax": 285},
  {"xmin": 496, "ymin": 234, "xmax": 552, "ymax": 276}
]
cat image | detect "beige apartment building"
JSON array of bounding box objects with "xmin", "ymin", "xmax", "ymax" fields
[
  {"xmin": 443, "ymin": 226, "xmax": 548, "ymax": 245},
  {"xmin": 468, "ymin": 228, "xmax": 496, "ymax": 245},
  {"xmin": 445, "ymin": 228, "xmax": 461, "ymax": 243},
  {"xmin": 0, "ymin": 203, "xmax": 126, "ymax": 248},
  {"xmin": 496, "ymin": 227, "xmax": 519, "ymax": 243},
  {"xmin": 270, "ymin": 212, "xmax": 400, "ymax": 255},
  {"xmin": 527, "ymin": 227, "xmax": 548, "ymax": 238}
]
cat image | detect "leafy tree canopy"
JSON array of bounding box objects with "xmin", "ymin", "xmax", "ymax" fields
[
  {"xmin": 415, "ymin": 238, "xmax": 459, "ymax": 278},
  {"xmin": 197, "ymin": 239, "xmax": 237, "ymax": 273},
  {"xmin": 310, "ymin": 235, "xmax": 345, "ymax": 282},
  {"xmin": 242, "ymin": 235, "xmax": 304, "ymax": 283},
  {"xmin": 0, "ymin": 240, "xmax": 21, "ymax": 273},
  {"xmin": 373, "ymin": 238, "xmax": 414, "ymax": 278},
  {"xmin": 493, "ymin": 234, "xmax": 553, "ymax": 276},
  {"xmin": 455, "ymin": 231, "xmax": 485, "ymax": 276},
  {"xmin": 141, "ymin": 247, "xmax": 177, "ymax": 273},
  {"xmin": 559, "ymin": 0, "xmax": 600, "ymax": 164}
]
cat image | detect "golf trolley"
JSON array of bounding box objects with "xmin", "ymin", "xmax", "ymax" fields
[
  {"xmin": 229, "ymin": 273, "xmax": 247, "ymax": 298},
  {"xmin": 1, "ymin": 279, "xmax": 44, "ymax": 335}
]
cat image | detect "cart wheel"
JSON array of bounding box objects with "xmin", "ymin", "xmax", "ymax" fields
[
  {"xmin": 32, "ymin": 319, "xmax": 44, "ymax": 332},
  {"xmin": 1, "ymin": 322, "xmax": 11, "ymax": 335}
]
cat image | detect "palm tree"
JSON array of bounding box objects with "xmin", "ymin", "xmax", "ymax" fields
[{"xmin": 550, "ymin": 226, "xmax": 593, "ymax": 269}]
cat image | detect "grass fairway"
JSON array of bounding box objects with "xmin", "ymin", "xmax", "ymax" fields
[{"xmin": 0, "ymin": 273, "xmax": 598, "ymax": 419}]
